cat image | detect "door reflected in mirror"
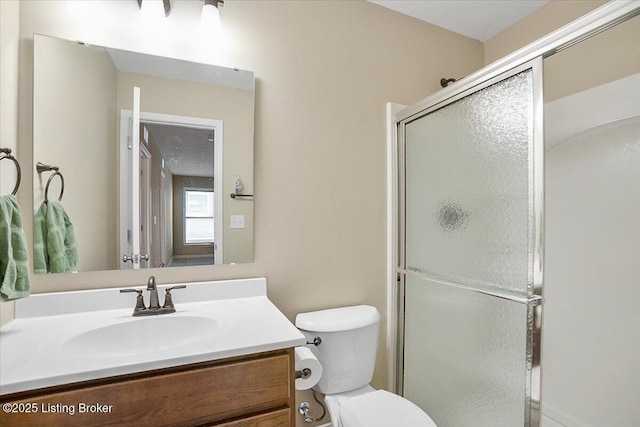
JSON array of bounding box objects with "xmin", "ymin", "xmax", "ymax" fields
[{"xmin": 33, "ymin": 34, "xmax": 254, "ymax": 273}]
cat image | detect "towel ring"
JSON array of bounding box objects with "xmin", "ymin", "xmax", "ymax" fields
[
  {"xmin": 0, "ymin": 149, "xmax": 21, "ymax": 196},
  {"xmin": 37, "ymin": 161, "xmax": 64, "ymax": 203},
  {"xmin": 44, "ymin": 171, "xmax": 64, "ymax": 202}
]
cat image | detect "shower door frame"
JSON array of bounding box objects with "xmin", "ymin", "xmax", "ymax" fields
[
  {"xmin": 397, "ymin": 57, "xmax": 544, "ymax": 425},
  {"xmin": 388, "ymin": 1, "xmax": 640, "ymax": 425}
]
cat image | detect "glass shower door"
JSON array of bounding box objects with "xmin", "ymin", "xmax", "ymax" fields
[{"xmin": 398, "ymin": 58, "xmax": 543, "ymax": 426}]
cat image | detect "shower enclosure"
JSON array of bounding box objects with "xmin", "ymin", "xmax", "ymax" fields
[
  {"xmin": 391, "ymin": 3, "xmax": 640, "ymax": 426},
  {"xmin": 397, "ymin": 58, "xmax": 543, "ymax": 426}
]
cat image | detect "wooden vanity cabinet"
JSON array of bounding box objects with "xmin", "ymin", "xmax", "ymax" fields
[{"xmin": 0, "ymin": 348, "xmax": 295, "ymax": 427}]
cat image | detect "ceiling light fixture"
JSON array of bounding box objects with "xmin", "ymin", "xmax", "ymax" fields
[
  {"xmin": 201, "ymin": 0, "xmax": 223, "ymax": 32},
  {"xmin": 137, "ymin": 0, "xmax": 171, "ymax": 18}
]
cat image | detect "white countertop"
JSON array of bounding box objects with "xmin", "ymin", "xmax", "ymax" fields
[{"xmin": 0, "ymin": 278, "xmax": 306, "ymax": 395}]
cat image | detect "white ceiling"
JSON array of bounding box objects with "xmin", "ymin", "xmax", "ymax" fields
[
  {"xmin": 143, "ymin": 123, "xmax": 214, "ymax": 177},
  {"xmin": 369, "ymin": 0, "xmax": 551, "ymax": 42}
]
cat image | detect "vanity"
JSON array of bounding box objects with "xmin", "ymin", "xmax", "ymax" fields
[
  {"xmin": 1, "ymin": 28, "xmax": 290, "ymax": 426},
  {"xmin": 0, "ymin": 278, "xmax": 306, "ymax": 426}
]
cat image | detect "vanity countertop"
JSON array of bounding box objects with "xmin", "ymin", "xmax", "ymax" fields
[{"xmin": 0, "ymin": 277, "xmax": 306, "ymax": 395}]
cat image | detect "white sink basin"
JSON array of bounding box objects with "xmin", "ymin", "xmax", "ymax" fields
[
  {"xmin": 1, "ymin": 278, "xmax": 307, "ymax": 395},
  {"xmin": 61, "ymin": 316, "xmax": 217, "ymax": 358}
]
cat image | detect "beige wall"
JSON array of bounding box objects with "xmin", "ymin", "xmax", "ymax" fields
[
  {"xmin": 7, "ymin": 1, "xmax": 483, "ymax": 420},
  {"xmin": 0, "ymin": 0, "xmax": 20, "ymax": 325},
  {"xmin": 484, "ymin": 0, "xmax": 607, "ymax": 65},
  {"xmin": 0, "ymin": 1, "xmax": 19, "ymax": 196},
  {"xmin": 484, "ymin": 0, "xmax": 640, "ymax": 101},
  {"xmin": 33, "ymin": 35, "xmax": 119, "ymax": 272},
  {"xmin": 543, "ymin": 11, "xmax": 640, "ymax": 101}
]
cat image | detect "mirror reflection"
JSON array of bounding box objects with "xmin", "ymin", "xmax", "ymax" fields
[{"xmin": 33, "ymin": 34, "xmax": 254, "ymax": 273}]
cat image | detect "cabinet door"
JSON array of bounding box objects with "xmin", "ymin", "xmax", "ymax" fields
[
  {"xmin": 212, "ymin": 408, "xmax": 290, "ymax": 427},
  {"xmin": 1, "ymin": 351, "xmax": 293, "ymax": 427}
]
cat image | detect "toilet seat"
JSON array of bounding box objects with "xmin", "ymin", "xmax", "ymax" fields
[
  {"xmin": 339, "ymin": 390, "xmax": 437, "ymax": 427},
  {"xmin": 323, "ymin": 385, "xmax": 375, "ymax": 427}
]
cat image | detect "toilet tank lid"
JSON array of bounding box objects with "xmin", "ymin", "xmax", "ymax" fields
[{"xmin": 295, "ymin": 305, "xmax": 380, "ymax": 332}]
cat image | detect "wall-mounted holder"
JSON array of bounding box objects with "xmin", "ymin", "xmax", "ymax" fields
[
  {"xmin": 36, "ymin": 161, "xmax": 65, "ymax": 202},
  {"xmin": 0, "ymin": 148, "xmax": 21, "ymax": 195},
  {"xmin": 229, "ymin": 193, "xmax": 253, "ymax": 199},
  {"xmin": 295, "ymin": 368, "xmax": 312, "ymax": 380},
  {"xmin": 440, "ymin": 77, "xmax": 458, "ymax": 88}
]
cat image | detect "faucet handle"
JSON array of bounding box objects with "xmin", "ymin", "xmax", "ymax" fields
[
  {"xmin": 162, "ymin": 285, "xmax": 186, "ymax": 310},
  {"xmin": 120, "ymin": 289, "xmax": 147, "ymax": 314},
  {"xmin": 120, "ymin": 288, "xmax": 143, "ymax": 295}
]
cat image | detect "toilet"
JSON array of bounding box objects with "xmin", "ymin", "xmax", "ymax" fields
[{"xmin": 295, "ymin": 305, "xmax": 437, "ymax": 427}]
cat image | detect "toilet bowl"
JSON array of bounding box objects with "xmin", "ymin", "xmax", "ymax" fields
[
  {"xmin": 295, "ymin": 305, "xmax": 436, "ymax": 427},
  {"xmin": 324, "ymin": 385, "xmax": 436, "ymax": 427}
]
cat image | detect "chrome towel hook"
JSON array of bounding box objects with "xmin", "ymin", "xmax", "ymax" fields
[
  {"xmin": 36, "ymin": 161, "xmax": 65, "ymax": 202},
  {"xmin": 0, "ymin": 148, "xmax": 21, "ymax": 196}
]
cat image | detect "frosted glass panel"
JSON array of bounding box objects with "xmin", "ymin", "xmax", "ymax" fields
[
  {"xmin": 403, "ymin": 275, "xmax": 531, "ymax": 427},
  {"xmin": 404, "ymin": 70, "xmax": 534, "ymax": 296}
]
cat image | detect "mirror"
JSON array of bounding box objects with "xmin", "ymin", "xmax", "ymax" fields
[{"xmin": 33, "ymin": 34, "xmax": 254, "ymax": 273}]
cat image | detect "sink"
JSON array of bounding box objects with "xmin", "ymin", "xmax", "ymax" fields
[
  {"xmin": 61, "ymin": 316, "xmax": 217, "ymax": 358},
  {"xmin": 2, "ymin": 278, "xmax": 308, "ymax": 395}
]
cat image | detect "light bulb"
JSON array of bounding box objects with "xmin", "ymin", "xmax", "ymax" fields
[
  {"xmin": 201, "ymin": 1, "xmax": 222, "ymax": 42},
  {"xmin": 140, "ymin": 0, "xmax": 165, "ymax": 22}
]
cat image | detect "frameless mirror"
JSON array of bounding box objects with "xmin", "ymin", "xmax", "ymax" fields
[{"xmin": 33, "ymin": 34, "xmax": 254, "ymax": 273}]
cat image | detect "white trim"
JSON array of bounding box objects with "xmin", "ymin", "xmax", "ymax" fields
[
  {"xmin": 131, "ymin": 87, "xmax": 141, "ymax": 270},
  {"xmin": 118, "ymin": 111, "xmax": 133, "ymax": 269},
  {"xmin": 139, "ymin": 149, "xmax": 152, "ymax": 266},
  {"xmin": 135, "ymin": 111, "xmax": 223, "ymax": 130},
  {"xmin": 385, "ymin": 102, "xmax": 405, "ymax": 392},
  {"xmin": 214, "ymin": 123, "xmax": 224, "ymax": 265}
]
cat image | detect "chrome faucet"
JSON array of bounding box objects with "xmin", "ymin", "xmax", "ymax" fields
[{"xmin": 120, "ymin": 276, "xmax": 186, "ymax": 316}]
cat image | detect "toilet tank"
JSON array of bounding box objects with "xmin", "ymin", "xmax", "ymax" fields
[{"xmin": 295, "ymin": 305, "xmax": 380, "ymax": 394}]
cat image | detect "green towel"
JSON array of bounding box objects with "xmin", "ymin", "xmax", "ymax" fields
[
  {"xmin": 0, "ymin": 194, "xmax": 31, "ymax": 301},
  {"xmin": 33, "ymin": 201, "xmax": 79, "ymax": 274}
]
